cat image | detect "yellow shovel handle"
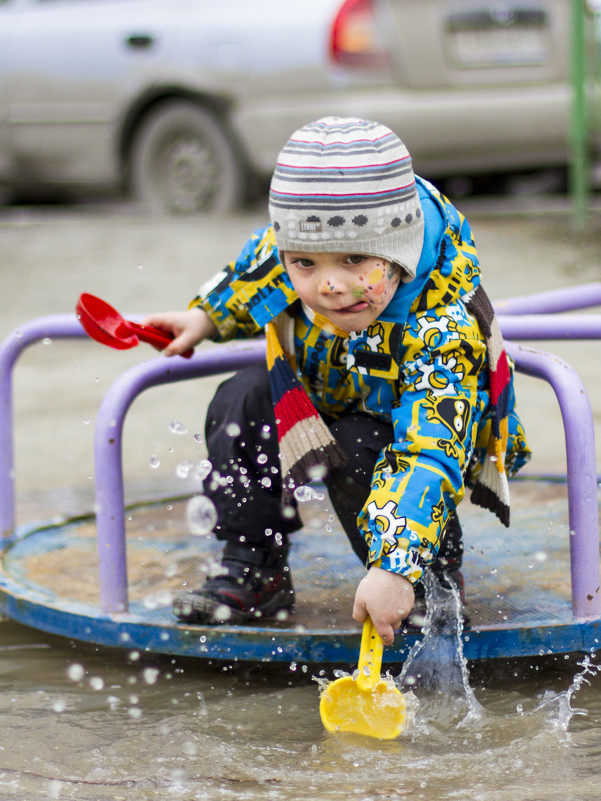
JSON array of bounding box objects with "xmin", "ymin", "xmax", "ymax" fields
[{"xmin": 356, "ymin": 617, "xmax": 384, "ymax": 692}]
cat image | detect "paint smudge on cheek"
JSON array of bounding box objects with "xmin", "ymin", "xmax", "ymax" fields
[
  {"xmin": 351, "ymin": 285, "xmax": 365, "ymax": 299},
  {"xmin": 368, "ymin": 267, "xmax": 384, "ymax": 285}
]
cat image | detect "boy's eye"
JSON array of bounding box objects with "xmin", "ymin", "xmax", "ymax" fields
[
  {"xmin": 290, "ymin": 257, "xmax": 315, "ymax": 268},
  {"xmin": 347, "ymin": 254, "xmax": 365, "ymax": 265}
]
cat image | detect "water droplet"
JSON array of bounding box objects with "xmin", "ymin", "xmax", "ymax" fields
[
  {"xmin": 193, "ymin": 433, "xmax": 204, "ymax": 444},
  {"xmin": 214, "ymin": 604, "xmax": 232, "ymax": 621},
  {"xmin": 67, "ymin": 664, "xmax": 85, "ymax": 682},
  {"xmin": 43, "ymin": 337, "xmax": 52, "ymax": 346},
  {"xmin": 187, "ymin": 495, "xmax": 218, "ymax": 535},
  {"xmin": 143, "ymin": 668, "xmax": 159, "ymax": 685},
  {"xmin": 226, "ymin": 422, "xmax": 241, "ymax": 438},
  {"xmin": 149, "ymin": 455, "xmax": 160, "ymax": 469},
  {"xmin": 176, "ymin": 460, "xmax": 193, "ymax": 479},
  {"xmin": 308, "ymin": 464, "xmax": 327, "ymax": 481},
  {"xmin": 89, "ymin": 677, "xmax": 104, "ymax": 691},
  {"xmin": 261, "ymin": 477, "xmax": 272, "ymax": 488},
  {"xmin": 257, "ymin": 453, "xmax": 268, "ymax": 464},
  {"xmin": 195, "ymin": 459, "xmax": 212, "ymax": 481},
  {"xmin": 53, "ymin": 699, "xmax": 67, "ymax": 713},
  {"xmin": 294, "ymin": 486, "xmax": 314, "ymax": 502},
  {"xmin": 169, "ymin": 420, "xmax": 188, "ymax": 435}
]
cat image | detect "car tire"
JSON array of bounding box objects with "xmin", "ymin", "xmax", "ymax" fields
[{"xmin": 130, "ymin": 101, "xmax": 246, "ymax": 214}]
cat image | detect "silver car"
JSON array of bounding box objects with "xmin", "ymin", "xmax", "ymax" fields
[{"xmin": 0, "ymin": 0, "xmax": 595, "ymax": 212}]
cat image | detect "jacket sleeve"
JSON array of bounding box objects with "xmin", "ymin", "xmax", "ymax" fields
[
  {"xmin": 356, "ymin": 299, "xmax": 488, "ymax": 584},
  {"xmin": 189, "ymin": 225, "xmax": 297, "ymax": 341}
]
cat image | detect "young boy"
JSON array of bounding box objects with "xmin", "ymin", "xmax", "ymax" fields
[{"xmin": 146, "ymin": 117, "xmax": 530, "ymax": 646}]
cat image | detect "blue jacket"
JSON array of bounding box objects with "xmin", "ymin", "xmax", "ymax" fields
[{"xmin": 193, "ymin": 178, "xmax": 530, "ymax": 583}]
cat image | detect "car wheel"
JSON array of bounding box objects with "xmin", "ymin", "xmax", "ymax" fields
[{"xmin": 130, "ymin": 101, "xmax": 245, "ymax": 214}]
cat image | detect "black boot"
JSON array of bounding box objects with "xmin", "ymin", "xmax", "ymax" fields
[{"xmin": 173, "ymin": 542, "xmax": 295, "ymax": 625}]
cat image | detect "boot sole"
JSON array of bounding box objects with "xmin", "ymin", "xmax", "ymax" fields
[{"xmin": 173, "ymin": 589, "xmax": 295, "ymax": 626}]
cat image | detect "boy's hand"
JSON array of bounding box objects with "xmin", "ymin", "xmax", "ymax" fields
[
  {"xmin": 143, "ymin": 308, "xmax": 217, "ymax": 356},
  {"xmin": 352, "ymin": 567, "xmax": 415, "ymax": 646}
]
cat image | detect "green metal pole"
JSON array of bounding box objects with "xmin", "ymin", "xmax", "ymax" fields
[{"xmin": 570, "ymin": 0, "xmax": 589, "ymax": 231}]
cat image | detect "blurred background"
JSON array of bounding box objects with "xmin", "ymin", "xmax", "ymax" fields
[{"xmin": 1, "ymin": 0, "xmax": 601, "ymax": 216}]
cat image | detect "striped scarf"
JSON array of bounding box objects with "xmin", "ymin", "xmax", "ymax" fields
[
  {"xmin": 266, "ymin": 283, "xmax": 511, "ymax": 526},
  {"xmin": 464, "ymin": 284, "xmax": 511, "ymax": 526},
  {"xmin": 265, "ymin": 312, "xmax": 347, "ymax": 502}
]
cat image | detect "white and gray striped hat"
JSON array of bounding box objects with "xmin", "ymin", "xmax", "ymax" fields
[{"xmin": 269, "ymin": 117, "xmax": 424, "ymax": 281}]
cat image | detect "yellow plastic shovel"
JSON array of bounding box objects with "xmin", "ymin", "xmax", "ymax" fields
[{"xmin": 319, "ymin": 617, "xmax": 406, "ymax": 739}]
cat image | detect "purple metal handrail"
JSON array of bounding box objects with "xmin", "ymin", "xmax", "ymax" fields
[
  {"xmin": 494, "ymin": 282, "xmax": 601, "ymax": 315},
  {"xmin": 91, "ymin": 339, "xmax": 600, "ymax": 620},
  {"xmin": 0, "ymin": 305, "xmax": 599, "ymax": 622},
  {"xmin": 505, "ymin": 343, "xmax": 600, "ymax": 621},
  {"xmin": 0, "ymin": 315, "xmax": 86, "ymax": 538},
  {"xmin": 93, "ymin": 340, "xmax": 266, "ymax": 613}
]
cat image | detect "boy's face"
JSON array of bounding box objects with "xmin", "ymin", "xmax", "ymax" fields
[{"xmin": 283, "ymin": 251, "xmax": 402, "ymax": 332}]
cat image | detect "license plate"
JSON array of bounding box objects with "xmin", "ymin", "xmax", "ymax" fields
[
  {"xmin": 447, "ymin": 25, "xmax": 549, "ymax": 68},
  {"xmin": 445, "ymin": 6, "xmax": 550, "ymax": 68}
]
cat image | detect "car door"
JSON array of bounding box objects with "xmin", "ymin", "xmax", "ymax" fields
[
  {"xmin": 0, "ymin": 0, "xmax": 22, "ymax": 183},
  {"xmin": 6, "ymin": 0, "xmax": 189, "ymax": 187},
  {"xmin": 376, "ymin": 0, "xmax": 571, "ymax": 176}
]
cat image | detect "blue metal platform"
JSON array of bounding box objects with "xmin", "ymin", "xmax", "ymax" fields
[{"xmin": 0, "ymin": 478, "xmax": 598, "ymax": 664}]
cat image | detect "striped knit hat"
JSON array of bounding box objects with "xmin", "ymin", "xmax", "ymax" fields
[{"xmin": 269, "ymin": 117, "xmax": 424, "ymax": 280}]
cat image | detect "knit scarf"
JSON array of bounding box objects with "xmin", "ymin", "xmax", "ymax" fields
[
  {"xmin": 266, "ymin": 283, "xmax": 511, "ymax": 526},
  {"xmin": 265, "ymin": 311, "xmax": 347, "ymax": 502},
  {"xmin": 463, "ymin": 284, "xmax": 511, "ymax": 526}
]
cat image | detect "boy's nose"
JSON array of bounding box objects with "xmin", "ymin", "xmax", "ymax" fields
[{"xmin": 319, "ymin": 272, "xmax": 347, "ymax": 295}]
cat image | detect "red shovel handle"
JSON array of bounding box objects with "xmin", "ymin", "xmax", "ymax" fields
[
  {"xmin": 127, "ymin": 321, "xmax": 194, "ymax": 358},
  {"xmin": 76, "ymin": 293, "xmax": 193, "ymax": 358}
]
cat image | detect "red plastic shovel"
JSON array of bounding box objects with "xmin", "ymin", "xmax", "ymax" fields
[{"xmin": 76, "ymin": 293, "xmax": 193, "ymax": 358}]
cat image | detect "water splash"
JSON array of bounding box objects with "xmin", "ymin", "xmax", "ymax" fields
[
  {"xmin": 399, "ymin": 571, "xmax": 483, "ymax": 723},
  {"xmin": 536, "ymin": 654, "xmax": 600, "ymax": 735}
]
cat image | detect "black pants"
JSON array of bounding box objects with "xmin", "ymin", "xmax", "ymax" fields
[{"xmin": 204, "ymin": 365, "xmax": 463, "ymax": 572}]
